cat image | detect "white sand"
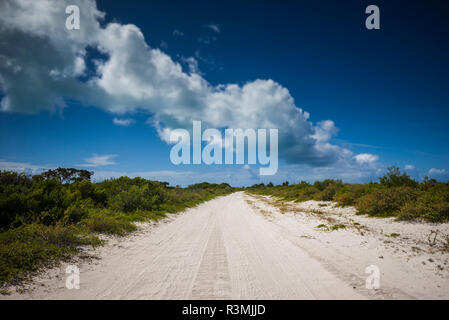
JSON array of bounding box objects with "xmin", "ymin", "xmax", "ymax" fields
[{"xmin": 3, "ymin": 192, "xmax": 449, "ymax": 299}]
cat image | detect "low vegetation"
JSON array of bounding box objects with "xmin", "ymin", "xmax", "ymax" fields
[
  {"xmin": 0, "ymin": 168, "xmax": 235, "ymax": 287},
  {"xmin": 247, "ymin": 166, "xmax": 449, "ymax": 223},
  {"xmin": 315, "ymin": 223, "xmax": 346, "ymax": 231}
]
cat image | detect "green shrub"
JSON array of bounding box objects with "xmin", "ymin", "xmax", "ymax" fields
[
  {"xmin": 63, "ymin": 200, "xmax": 92, "ymax": 224},
  {"xmin": 0, "ymin": 223, "xmax": 100, "ymax": 286},
  {"xmin": 355, "ymin": 186, "xmax": 420, "ymax": 217},
  {"xmin": 296, "ymin": 186, "xmax": 320, "ymax": 201},
  {"xmin": 314, "ymin": 183, "xmax": 343, "ymax": 201},
  {"xmin": 334, "ymin": 192, "xmax": 356, "ymax": 206},
  {"xmin": 330, "ymin": 224, "xmax": 346, "ymax": 231},
  {"xmin": 80, "ymin": 209, "xmax": 137, "ymax": 235},
  {"xmin": 334, "ymin": 184, "xmax": 366, "ymax": 206},
  {"xmin": 398, "ymin": 191, "xmax": 449, "ymax": 222},
  {"xmin": 121, "ymin": 209, "xmax": 167, "ymax": 222},
  {"xmin": 379, "ymin": 166, "xmax": 418, "ymax": 188}
]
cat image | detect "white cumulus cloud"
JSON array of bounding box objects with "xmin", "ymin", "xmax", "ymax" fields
[
  {"xmin": 428, "ymin": 168, "xmax": 447, "ymax": 175},
  {"xmin": 353, "ymin": 153, "xmax": 379, "ymax": 164}
]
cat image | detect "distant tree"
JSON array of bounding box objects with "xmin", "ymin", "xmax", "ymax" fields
[
  {"xmin": 267, "ymin": 182, "xmax": 274, "ymax": 187},
  {"xmin": 422, "ymin": 176, "xmax": 437, "ymax": 185},
  {"xmin": 282, "ymin": 181, "xmax": 289, "ymax": 186},
  {"xmin": 0, "ymin": 171, "xmax": 32, "ymax": 188},
  {"xmin": 379, "ymin": 166, "xmax": 417, "ymax": 187},
  {"xmin": 297, "ymin": 181, "xmax": 311, "ymax": 188},
  {"xmin": 42, "ymin": 168, "xmax": 93, "ymax": 184},
  {"xmin": 250, "ymin": 183, "xmax": 264, "ymax": 188}
]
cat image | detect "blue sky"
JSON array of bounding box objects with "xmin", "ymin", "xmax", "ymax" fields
[{"xmin": 1, "ymin": 0, "xmax": 448, "ymax": 186}]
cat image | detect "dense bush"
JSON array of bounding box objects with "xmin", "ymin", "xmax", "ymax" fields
[
  {"xmin": 355, "ymin": 186, "xmax": 420, "ymax": 217},
  {"xmin": 313, "ymin": 180, "xmax": 343, "ymax": 201},
  {"xmin": 379, "ymin": 166, "xmax": 418, "ymax": 188},
  {"xmin": 248, "ymin": 179, "xmax": 345, "ymax": 202},
  {"xmin": 0, "ymin": 223, "xmax": 100, "ymax": 285},
  {"xmin": 398, "ymin": 185, "xmax": 449, "ymax": 222},
  {"xmin": 333, "ymin": 184, "xmax": 366, "ymax": 206},
  {"xmin": 80, "ymin": 209, "xmax": 137, "ymax": 235},
  {"xmin": 0, "ymin": 169, "xmax": 235, "ymax": 287},
  {"xmin": 247, "ymin": 166, "xmax": 449, "ymax": 222}
]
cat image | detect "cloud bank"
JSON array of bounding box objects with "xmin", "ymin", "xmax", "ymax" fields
[
  {"xmin": 0, "ymin": 159, "xmax": 50, "ymax": 173},
  {"xmin": 0, "ymin": 0, "xmax": 373, "ymax": 169}
]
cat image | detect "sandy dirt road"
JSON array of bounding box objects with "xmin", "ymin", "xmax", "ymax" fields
[{"xmin": 4, "ymin": 192, "xmax": 449, "ymax": 299}]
